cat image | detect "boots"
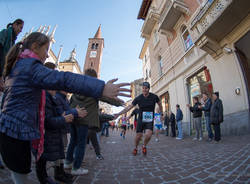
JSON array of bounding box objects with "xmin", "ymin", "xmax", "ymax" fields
[{"xmin": 54, "ymin": 163, "xmax": 73, "ymax": 183}]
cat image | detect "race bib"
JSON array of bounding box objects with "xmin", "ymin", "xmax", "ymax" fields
[{"xmin": 142, "ymin": 112, "xmax": 153, "ymax": 123}]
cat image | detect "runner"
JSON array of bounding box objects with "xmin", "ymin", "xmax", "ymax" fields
[
  {"xmin": 119, "ymin": 115, "xmax": 127, "ymax": 139},
  {"xmin": 154, "ymin": 109, "xmax": 163, "ymax": 142},
  {"xmin": 115, "ymin": 82, "xmax": 163, "ymax": 156}
]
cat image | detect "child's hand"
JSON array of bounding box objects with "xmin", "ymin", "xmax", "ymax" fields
[
  {"xmin": 76, "ymin": 107, "xmax": 88, "ymax": 118},
  {"xmin": 102, "ymin": 79, "xmax": 131, "ymax": 103},
  {"xmin": 64, "ymin": 114, "xmax": 74, "ymax": 123}
]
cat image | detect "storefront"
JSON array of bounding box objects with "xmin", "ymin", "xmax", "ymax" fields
[{"xmin": 186, "ymin": 66, "xmax": 214, "ymax": 135}]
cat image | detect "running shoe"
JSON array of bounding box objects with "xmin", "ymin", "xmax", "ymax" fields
[
  {"xmin": 96, "ymin": 154, "xmax": 104, "ymax": 160},
  {"xmin": 155, "ymin": 138, "xmax": 159, "ymax": 142},
  {"xmin": 132, "ymin": 148, "xmax": 137, "ymax": 156},
  {"xmin": 142, "ymin": 146, "xmax": 147, "ymax": 156}
]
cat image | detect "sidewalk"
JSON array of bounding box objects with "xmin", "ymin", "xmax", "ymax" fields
[{"xmin": 0, "ymin": 130, "xmax": 249, "ymax": 184}]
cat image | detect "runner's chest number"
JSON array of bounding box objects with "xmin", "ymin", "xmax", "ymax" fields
[{"xmin": 142, "ymin": 112, "xmax": 153, "ymax": 122}]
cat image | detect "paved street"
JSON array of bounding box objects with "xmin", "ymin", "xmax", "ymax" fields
[{"xmin": 0, "ymin": 130, "xmax": 249, "ymax": 184}]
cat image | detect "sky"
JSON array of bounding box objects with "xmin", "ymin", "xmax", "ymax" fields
[{"xmin": 0, "ymin": 0, "xmax": 145, "ymax": 112}]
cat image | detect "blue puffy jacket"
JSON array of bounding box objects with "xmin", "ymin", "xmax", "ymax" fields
[
  {"xmin": 0, "ymin": 58, "xmax": 105, "ymax": 140},
  {"xmin": 54, "ymin": 92, "xmax": 78, "ymax": 134}
]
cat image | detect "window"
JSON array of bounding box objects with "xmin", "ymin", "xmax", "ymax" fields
[
  {"xmin": 158, "ymin": 56, "xmax": 163, "ymax": 76},
  {"xmin": 95, "ymin": 43, "xmax": 99, "ymax": 49},
  {"xmin": 145, "ymin": 69, "xmax": 148, "ymax": 79},
  {"xmin": 91, "ymin": 43, "xmax": 95, "ymax": 49},
  {"xmin": 181, "ymin": 25, "xmax": 193, "ymax": 51}
]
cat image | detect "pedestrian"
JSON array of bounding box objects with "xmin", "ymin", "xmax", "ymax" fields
[
  {"xmin": 168, "ymin": 111, "xmax": 176, "ymax": 137},
  {"xmin": 154, "ymin": 108, "xmax": 163, "ymax": 142},
  {"xmin": 210, "ymin": 92, "xmax": 223, "ymax": 142},
  {"xmin": 115, "ymin": 82, "xmax": 163, "ymax": 156},
  {"xmin": 187, "ymin": 97, "xmax": 203, "ymax": 141},
  {"xmin": 65, "ymin": 68, "xmax": 122, "ymax": 175},
  {"xmin": 176, "ymin": 104, "xmax": 183, "ymax": 140},
  {"xmin": 0, "ymin": 19, "xmax": 24, "ymax": 92},
  {"xmin": 199, "ymin": 93, "xmax": 213, "ymax": 141},
  {"xmin": 36, "ymin": 88, "xmax": 86, "ymax": 184},
  {"xmin": 0, "ymin": 19, "xmax": 24, "ymax": 171},
  {"xmin": 0, "ymin": 32, "xmax": 130, "ymax": 184}
]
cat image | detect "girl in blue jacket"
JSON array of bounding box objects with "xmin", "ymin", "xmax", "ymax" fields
[{"xmin": 0, "ymin": 32, "xmax": 130, "ymax": 184}]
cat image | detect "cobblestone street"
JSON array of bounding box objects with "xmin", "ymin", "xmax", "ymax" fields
[{"xmin": 0, "ymin": 130, "xmax": 249, "ymax": 184}]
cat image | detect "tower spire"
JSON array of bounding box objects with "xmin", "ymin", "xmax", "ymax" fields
[{"xmin": 94, "ymin": 24, "xmax": 102, "ymax": 38}]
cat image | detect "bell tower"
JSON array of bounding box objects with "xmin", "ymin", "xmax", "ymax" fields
[{"xmin": 83, "ymin": 25, "xmax": 104, "ymax": 78}]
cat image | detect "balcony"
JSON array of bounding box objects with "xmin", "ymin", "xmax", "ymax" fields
[
  {"xmin": 159, "ymin": 0, "xmax": 189, "ymax": 36},
  {"xmin": 141, "ymin": 7, "xmax": 160, "ymax": 39},
  {"xmin": 191, "ymin": 0, "xmax": 250, "ymax": 58}
]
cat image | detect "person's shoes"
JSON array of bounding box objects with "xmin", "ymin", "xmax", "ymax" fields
[
  {"xmin": 142, "ymin": 146, "xmax": 147, "ymax": 156},
  {"xmin": 54, "ymin": 165, "xmax": 73, "ymax": 183},
  {"xmin": 207, "ymin": 138, "xmax": 212, "ymax": 142},
  {"xmin": 176, "ymin": 137, "xmax": 182, "ymax": 140},
  {"xmin": 132, "ymin": 148, "xmax": 137, "ymax": 156},
  {"xmin": 155, "ymin": 138, "xmax": 159, "ymax": 142},
  {"xmin": 193, "ymin": 138, "xmax": 198, "ymax": 140},
  {"xmin": 64, "ymin": 162, "xmax": 73, "ymax": 169},
  {"xmin": 199, "ymin": 137, "xmax": 203, "ymax": 141},
  {"xmin": 71, "ymin": 168, "xmax": 88, "ymax": 175},
  {"xmin": 96, "ymin": 154, "xmax": 104, "ymax": 160},
  {"xmin": 120, "ymin": 133, "xmax": 122, "ymax": 137}
]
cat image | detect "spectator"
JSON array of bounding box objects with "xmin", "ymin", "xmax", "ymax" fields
[
  {"xmin": 210, "ymin": 92, "xmax": 223, "ymax": 142},
  {"xmin": 176, "ymin": 104, "xmax": 183, "ymax": 140},
  {"xmin": 187, "ymin": 97, "xmax": 203, "ymax": 141}
]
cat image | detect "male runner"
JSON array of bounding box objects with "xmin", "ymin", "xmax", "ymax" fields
[{"xmin": 115, "ymin": 82, "xmax": 163, "ymax": 155}]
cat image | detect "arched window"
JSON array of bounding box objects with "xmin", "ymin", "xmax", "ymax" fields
[
  {"xmin": 91, "ymin": 43, "xmax": 95, "ymax": 49},
  {"xmin": 95, "ymin": 43, "xmax": 99, "ymax": 49},
  {"xmin": 181, "ymin": 25, "xmax": 193, "ymax": 51},
  {"xmin": 158, "ymin": 56, "xmax": 163, "ymax": 76}
]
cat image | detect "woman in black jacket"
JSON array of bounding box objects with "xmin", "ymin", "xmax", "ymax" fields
[
  {"xmin": 164, "ymin": 111, "xmax": 176, "ymax": 137},
  {"xmin": 210, "ymin": 92, "xmax": 223, "ymax": 142}
]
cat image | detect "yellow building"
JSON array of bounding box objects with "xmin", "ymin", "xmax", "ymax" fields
[{"xmin": 138, "ymin": 0, "xmax": 250, "ymax": 135}]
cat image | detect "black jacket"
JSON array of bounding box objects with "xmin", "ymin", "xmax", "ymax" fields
[
  {"xmin": 164, "ymin": 113, "xmax": 175, "ymax": 126},
  {"xmin": 42, "ymin": 92, "xmax": 67, "ymax": 161},
  {"xmin": 201, "ymin": 98, "xmax": 212, "ymax": 117},
  {"xmin": 210, "ymin": 98, "xmax": 223, "ymax": 124},
  {"xmin": 189, "ymin": 102, "xmax": 202, "ymax": 118}
]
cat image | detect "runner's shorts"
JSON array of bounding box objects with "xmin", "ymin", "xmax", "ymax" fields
[
  {"xmin": 136, "ymin": 120, "xmax": 153, "ymax": 133},
  {"xmin": 154, "ymin": 124, "xmax": 162, "ymax": 130},
  {"xmin": 121, "ymin": 125, "xmax": 127, "ymax": 131}
]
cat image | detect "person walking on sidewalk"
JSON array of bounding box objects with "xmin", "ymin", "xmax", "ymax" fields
[
  {"xmin": 199, "ymin": 93, "xmax": 213, "ymax": 141},
  {"xmin": 176, "ymin": 104, "xmax": 183, "ymax": 140},
  {"xmin": 114, "ymin": 82, "xmax": 163, "ymax": 156},
  {"xmin": 210, "ymin": 92, "xmax": 223, "ymax": 143},
  {"xmin": 187, "ymin": 97, "xmax": 203, "ymax": 141},
  {"xmin": 0, "ymin": 32, "xmax": 130, "ymax": 184}
]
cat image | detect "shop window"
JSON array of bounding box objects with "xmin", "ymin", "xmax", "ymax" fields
[
  {"xmin": 181, "ymin": 25, "xmax": 193, "ymax": 51},
  {"xmin": 187, "ymin": 67, "xmax": 213, "ymax": 105}
]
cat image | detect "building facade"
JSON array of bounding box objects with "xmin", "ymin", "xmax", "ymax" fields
[{"xmin": 138, "ymin": 0, "xmax": 250, "ymax": 135}]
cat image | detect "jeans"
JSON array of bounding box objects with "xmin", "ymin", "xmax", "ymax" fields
[
  {"xmin": 205, "ymin": 116, "xmax": 214, "ymax": 139},
  {"xmin": 193, "ymin": 117, "xmax": 202, "ymax": 139},
  {"xmin": 101, "ymin": 122, "xmax": 109, "ymax": 136},
  {"xmin": 11, "ymin": 171, "xmax": 30, "ymax": 184},
  {"xmin": 177, "ymin": 121, "xmax": 183, "ymax": 139},
  {"xmin": 66, "ymin": 124, "xmax": 88, "ymax": 169}
]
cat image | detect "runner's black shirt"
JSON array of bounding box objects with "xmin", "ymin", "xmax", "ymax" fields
[{"xmin": 132, "ymin": 93, "xmax": 159, "ymax": 123}]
